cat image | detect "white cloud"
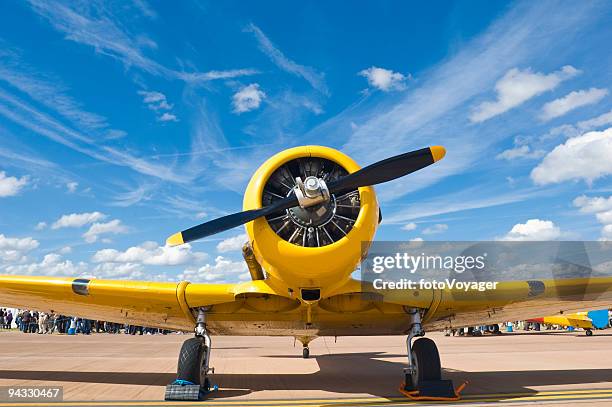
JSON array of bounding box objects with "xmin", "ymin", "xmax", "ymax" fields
[
  {"xmin": 573, "ymin": 195, "xmax": 612, "ymax": 240},
  {"xmin": 573, "ymin": 195, "xmax": 612, "ymax": 214},
  {"xmin": 158, "ymin": 112, "xmax": 178, "ymax": 122},
  {"xmin": 596, "ymin": 210, "xmax": 612, "ymax": 225},
  {"xmin": 35, "ymin": 221, "xmax": 47, "ymax": 231},
  {"xmin": 0, "ymin": 171, "xmax": 28, "ymax": 197},
  {"xmin": 245, "ymin": 23, "xmax": 327, "ymax": 94},
  {"xmin": 422, "ymin": 223, "xmax": 448, "ymax": 235},
  {"xmin": 531, "ymin": 127, "xmax": 612, "ymax": 185},
  {"xmin": 401, "ymin": 222, "xmax": 417, "ymax": 231},
  {"xmin": 83, "ymin": 219, "xmax": 127, "ymax": 243},
  {"xmin": 92, "ymin": 241, "xmax": 206, "ymax": 266},
  {"xmin": 138, "ymin": 90, "xmax": 172, "ymax": 109},
  {"xmin": 232, "ymin": 84, "xmax": 266, "ymax": 113},
  {"xmin": 1, "ymin": 252, "xmax": 88, "ymax": 276},
  {"xmin": 544, "ymin": 109, "xmax": 612, "ymax": 140},
  {"xmin": 603, "ymin": 225, "xmax": 612, "ymax": 240},
  {"xmin": 470, "ymin": 65, "xmax": 579, "ymax": 122},
  {"xmin": 66, "ymin": 181, "xmax": 78, "ymax": 193},
  {"xmin": 410, "ymin": 237, "xmax": 424, "ymax": 242},
  {"xmin": 0, "ymin": 234, "xmax": 40, "ymax": 251},
  {"xmin": 138, "ymin": 90, "xmax": 177, "ymax": 122},
  {"xmin": 496, "ymin": 145, "xmax": 545, "ymax": 160},
  {"xmin": 540, "ymin": 88, "xmax": 608, "ymax": 121},
  {"xmin": 501, "ymin": 219, "xmax": 561, "ymax": 241},
  {"xmin": 578, "ymin": 109, "xmax": 612, "ymax": 130},
  {"xmin": 359, "ymin": 67, "xmax": 408, "ymax": 92},
  {"xmin": 59, "ymin": 246, "xmax": 72, "ymax": 254},
  {"xmin": 179, "ymin": 256, "xmax": 249, "ymax": 283},
  {"xmin": 89, "ymin": 262, "xmax": 145, "ymax": 279},
  {"xmin": 216, "ymin": 233, "xmax": 248, "ymax": 253},
  {"xmin": 52, "ymin": 211, "xmax": 106, "ymax": 229},
  {"xmin": 0, "ymin": 234, "xmax": 39, "ymax": 263}
]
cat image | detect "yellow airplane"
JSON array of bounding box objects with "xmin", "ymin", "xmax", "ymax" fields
[
  {"xmin": 529, "ymin": 312, "xmax": 594, "ymax": 335},
  {"xmin": 1, "ymin": 145, "xmax": 612, "ymax": 400}
]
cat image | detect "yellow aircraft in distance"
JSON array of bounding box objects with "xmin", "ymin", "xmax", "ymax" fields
[
  {"xmin": 2, "ymin": 145, "xmax": 612, "ymax": 400},
  {"xmin": 529, "ymin": 312, "xmax": 594, "ymax": 335}
]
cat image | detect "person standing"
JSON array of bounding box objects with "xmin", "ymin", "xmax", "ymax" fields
[
  {"xmin": 21, "ymin": 310, "xmax": 30, "ymax": 333},
  {"xmin": 5, "ymin": 311, "xmax": 13, "ymax": 329},
  {"xmin": 38, "ymin": 312, "xmax": 47, "ymax": 334}
]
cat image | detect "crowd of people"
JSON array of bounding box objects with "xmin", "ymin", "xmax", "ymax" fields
[{"xmin": 0, "ymin": 308, "xmax": 174, "ymax": 335}]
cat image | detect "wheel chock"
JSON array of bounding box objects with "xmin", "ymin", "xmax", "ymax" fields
[
  {"xmin": 164, "ymin": 379, "xmax": 218, "ymax": 401},
  {"xmin": 399, "ymin": 380, "xmax": 467, "ymax": 401}
]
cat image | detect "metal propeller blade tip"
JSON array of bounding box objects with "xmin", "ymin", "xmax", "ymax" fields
[
  {"xmin": 166, "ymin": 232, "xmax": 185, "ymax": 247},
  {"xmin": 430, "ymin": 145, "xmax": 446, "ymax": 162}
]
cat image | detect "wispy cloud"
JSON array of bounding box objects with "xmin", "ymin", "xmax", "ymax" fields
[
  {"xmin": 0, "ymin": 87, "xmax": 188, "ymax": 183},
  {"xmin": 138, "ymin": 89, "xmax": 180, "ymax": 121},
  {"xmin": 245, "ymin": 23, "xmax": 328, "ymax": 94},
  {"xmin": 470, "ymin": 65, "xmax": 579, "ymax": 123},
  {"xmin": 383, "ymin": 187, "xmax": 540, "ymax": 224},
  {"xmin": 540, "ymin": 87, "xmax": 608, "ymax": 121},
  {"xmin": 0, "ymin": 46, "xmax": 124, "ymax": 139},
  {"xmin": 26, "ymin": 0, "xmax": 257, "ymax": 84}
]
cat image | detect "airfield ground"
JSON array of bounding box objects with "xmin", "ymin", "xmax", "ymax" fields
[{"xmin": 0, "ymin": 330, "xmax": 611, "ymax": 406}]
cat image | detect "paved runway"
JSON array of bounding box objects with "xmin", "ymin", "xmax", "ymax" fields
[{"xmin": 0, "ymin": 330, "xmax": 611, "ymax": 405}]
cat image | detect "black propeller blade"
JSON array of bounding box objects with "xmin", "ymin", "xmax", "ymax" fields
[
  {"xmin": 326, "ymin": 147, "xmax": 444, "ymax": 196},
  {"xmin": 167, "ymin": 195, "xmax": 299, "ymax": 246},
  {"xmin": 167, "ymin": 146, "xmax": 445, "ymax": 246}
]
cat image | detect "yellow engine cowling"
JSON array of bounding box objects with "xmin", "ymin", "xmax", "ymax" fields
[{"xmin": 242, "ymin": 146, "xmax": 379, "ymax": 299}]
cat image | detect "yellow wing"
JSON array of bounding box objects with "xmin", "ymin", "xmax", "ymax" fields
[
  {"xmin": 0, "ymin": 275, "xmax": 236, "ymax": 331},
  {"xmin": 421, "ymin": 277, "xmax": 612, "ymax": 330},
  {"xmin": 2, "ymin": 274, "xmax": 612, "ymax": 334}
]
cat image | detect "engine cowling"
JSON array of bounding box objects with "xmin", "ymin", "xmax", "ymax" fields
[{"xmin": 243, "ymin": 146, "xmax": 379, "ymax": 297}]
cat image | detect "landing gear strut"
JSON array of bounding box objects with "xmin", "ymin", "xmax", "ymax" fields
[
  {"xmin": 404, "ymin": 308, "xmax": 441, "ymax": 390},
  {"xmin": 165, "ymin": 308, "xmax": 216, "ymax": 401},
  {"xmin": 297, "ymin": 336, "xmax": 314, "ymax": 359},
  {"xmin": 400, "ymin": 309, "xmax": 466, "ymax": 400}
]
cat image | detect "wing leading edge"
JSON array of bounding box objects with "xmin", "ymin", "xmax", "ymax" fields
[{"xmin": 0, "ymin": 275, "xmax": 237, "ymax": 331}]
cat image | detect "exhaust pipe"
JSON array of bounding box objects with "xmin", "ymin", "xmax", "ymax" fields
[{"xmin": 242, "ymin": 243, "xmax": 265, "ymax": 280}]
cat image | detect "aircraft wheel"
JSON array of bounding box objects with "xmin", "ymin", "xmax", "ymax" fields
[
  {"xmin": 409, "ymin": 337, "xmax": 441, "ymax": 387},
  {"xmin": 586, "ymin": 329, "xmax": 593, "ymax": 336},
  {"xmin": 176, "ymin": 338, "xmax": 208, "ymax": 387},
  {"xmin": 302, "ymin": 347, "xmax": 310, "ymax": 359}
]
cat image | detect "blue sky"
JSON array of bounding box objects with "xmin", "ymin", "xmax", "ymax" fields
[{"xmin": 0, "ymin": 0, "xmax": 611, "ymax": 283}]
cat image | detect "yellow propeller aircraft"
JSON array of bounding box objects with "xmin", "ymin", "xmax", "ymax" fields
[
  {"xmin": 529, "ymin": 312, "xmax": 595, "ymax": 336},
  {"xmin": 1, "ymin": 145, "xmax": 612, "ymax": 399}
]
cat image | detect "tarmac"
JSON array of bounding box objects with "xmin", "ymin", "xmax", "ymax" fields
[{"xmin": 0, "ymin": 329, "xmax": 611, "ymax": 406}]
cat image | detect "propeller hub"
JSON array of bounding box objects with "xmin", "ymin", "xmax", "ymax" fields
[{"xmin": 294, "ymin": 176, "xmax": 330, "ymax": 208}]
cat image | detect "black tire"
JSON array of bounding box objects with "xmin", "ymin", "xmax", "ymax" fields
[
  {"xmin": 412, "ymin": 337, "xmax": 441, "ymax": 384},
  {"xmin": 302, "ymin": 347, "xmax": 310, "ymax": 359},
  {"xmin": 586, "ymin": 329, "xmax": 593, "ymax": 336},
  {"xmin": 176, "ymin": 338, "xmax": 207, "ymax": 386}
]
